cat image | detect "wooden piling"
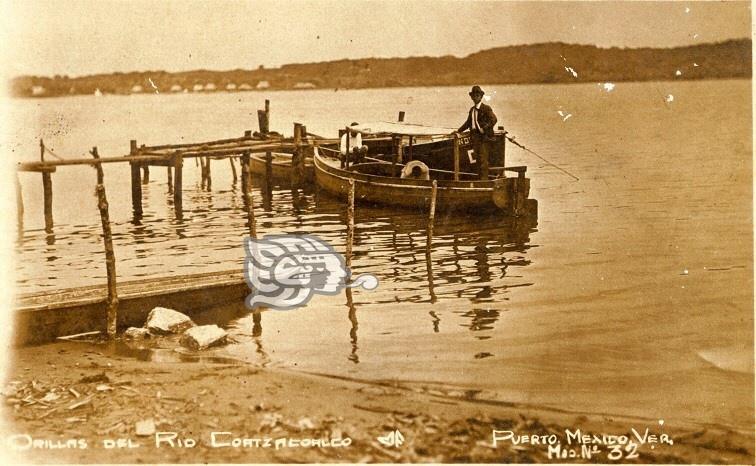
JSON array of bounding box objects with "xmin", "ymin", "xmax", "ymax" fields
[
  {"xmin": 229, "ymin": 157, "xmax": 238, "ymax": 184},
  {"xmin": 299, "ymin": 125, "xmax": 309, "ymax": 186},
  {"xmin": 344, "ymin": 126, "xmax": 351, "ymax": 170},
  {"xmin": 258, "ymin": 100, "xmax": 270, "ymax": 135},
  {"xmin": 91, "ymin": 147, "xmax": 119, "ymax": 338},
  {"xmin": 167, "ymin": 166, "xmax": 173, "ymax": 194},
  {"xmin": 142, "ymin": 165, "xmax": 149, "ymax": 184},
  {"xmin": 427, "ymin": 180, "xmax": 438, "ymax": 241},
  {"xmin": 244, "ymin": 154, "xmax": 257, "ymax": 239},
  {"xmin": 452, "ymin": 133, "xmax": 460, "ymax": 181},
  {"xmin": 129, "ymin": 140, "xmax": 143, "ymax": 217},
  {"xmin": 292, "ymin": 123, "xmax": 303, "ymax": 188},
  {"xmin": 265, "ymin": 99, "xmax": 270, "ymax": 130},
  {"xmin": 172, "ymin": 152, "xmax": 183, "ymax": 215},
  {"xmin": 205, "ymin": 156, "xmax": 212, "ymax": 191},
  {"xmin": 240, "ymin": 151, "xmax": 250, "ymax": 195},
  {"xmin": 40, "ymin": 140, "xmax": 54, "ymax": 231},
  {"xmin": 391, "ymin": 135, "xmax": 402, "ymax": 177},
  {"xmin": 346, "ymin": 179, "xmax": 355, "ymax": 269}
]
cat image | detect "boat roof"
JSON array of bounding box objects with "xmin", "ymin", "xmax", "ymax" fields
[{"xmin": 348, "ymin": 121, "xmax": 454, "ymax": 137}]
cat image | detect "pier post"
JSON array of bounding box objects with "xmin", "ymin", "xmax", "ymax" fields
[
  {"xmin": 452, "ymin": 133, "xmax": 460, "ymax": 181},
  {"xmin": 346, "ymin": 179, "xmax": 355, "ymax": 269},
  {"xmin": 244, "ymin": 152, "xmax": 257, "ymax": 239},
  {"xmin": 265, "ymin": 99, "xmax": 270, "ymax": 132},
  {"xmin": 129, "ymin": 140, "xmax": 143, "ymax": 217},
  {"xmin": 391, "ymin": 135, "xmax": 402, "ymax": 177},
  {"xmin": 345, "ymin": 126, "xmax": 351, "ymax": 170},
  {"xmin": 300, "ymin": 125, "xmax": 309, "ymax": 186},
  {"xmin": 427, "ymin": 180, "xmax": 437, "ymax": 242},
  {"xmin": 199, "ymin": 156, "xmax": 206, "ymax": 188},
  {"xmin": 426, "ymin": 180, "xmax": 438, "ymax": 305},
  {"xmin": 91, "ymin": 147, "xmax": 119, "ymax": 338},
  {"xmin": 229, "ymin": 157, "xmax": 238, "ymax": 184},
  {"xmin": 142, "ymin": 165, "xmax": 149, "ymax": 184},
  {"xmin": 172, "ymin": 151, "xmax": 183, "ymax": 216},
  {"xmin": 205, "ymin": 156, "xmax": 212, "ymax": 191},
  {"xmin": 241, "ymin": 151, "xmax": 250, "ymax": 196},
  {"xmin": 258, "ymin": 100, "xmax": 270, "ymax": 135},
  {"xmin": 167, "ymin": 166, "xmax": 173, "ymax": 194},
  {"xmin": 40, "ymin": 140, "xmax": 54, "ymax": 231},
  {"xmin": 398, "ymin": 111, "xmax": 405, "ymax": 122},
  {"xmin": 292, "ymin": 123, "xmax": 303, "ymax": 188}
]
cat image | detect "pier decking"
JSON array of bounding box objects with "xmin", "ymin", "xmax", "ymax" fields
[{"xmin": 15, "ymin": 270, "xmax": 248, "ymax": 346}]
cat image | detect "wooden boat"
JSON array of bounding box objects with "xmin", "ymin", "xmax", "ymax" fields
[
  {"xmin": 315, "ymin": 121, "xmax": 537, "ymax": 216},
  {"xmin": 249, "ymin": 152, "xmax": 315, "ymax": 183}
]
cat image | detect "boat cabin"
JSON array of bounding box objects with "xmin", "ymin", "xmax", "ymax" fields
[{"xmin": 337, "ymin": 121, "xmax": 514, "ymax": 182}]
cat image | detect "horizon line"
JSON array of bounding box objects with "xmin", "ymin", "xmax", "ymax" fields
[{"xmin": 14, "ymin": 37, "xmax": 751, "ymax": 81}]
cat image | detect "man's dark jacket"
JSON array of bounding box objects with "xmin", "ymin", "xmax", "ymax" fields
[{"xmin": 458, "ymin": 103, "xmax": 497, "ymax": 139}]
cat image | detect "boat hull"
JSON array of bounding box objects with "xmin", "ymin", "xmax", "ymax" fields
[
  {"xmin": 314, "ymin": 153, "xmax": 534, "ymax": 215},
  {"xmin": 249, "ymin": 152, "xmax": 314, "ymax": 183}
]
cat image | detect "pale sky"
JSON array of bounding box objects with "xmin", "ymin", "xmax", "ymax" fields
[{"xmin": 1, "ymin": 0, "xmax": 751, "ymax": 77}]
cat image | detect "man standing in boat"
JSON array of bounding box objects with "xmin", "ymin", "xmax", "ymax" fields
[
  {"xmin": 340, "ymin": 122, "xmax": 368, "ymax": 164},
  {"xmin": 455, "ymin": 85, "xmax": 497, "ymax": 179}
]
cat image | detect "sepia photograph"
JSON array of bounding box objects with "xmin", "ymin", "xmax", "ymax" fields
[{"xmin": 0, "ymin": 0, "xmax": 752, "ymax": 463}]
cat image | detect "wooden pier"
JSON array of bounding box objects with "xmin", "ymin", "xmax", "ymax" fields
[
  {"xmin": 13, "ymin": 100, "xmax": 338, "ymax": 345},
  {"xmin": 16, "ymin": 100, "xmax": 335, "ymax": 223}
]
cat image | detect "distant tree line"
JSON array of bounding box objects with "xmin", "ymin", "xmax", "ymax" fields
[{"xmin": 9, "ymin": 39, "xmax": 751, "ymax": 98}]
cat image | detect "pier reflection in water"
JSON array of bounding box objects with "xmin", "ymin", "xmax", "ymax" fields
[{"xmin": 219, "ymin": 177, "xmax": 537, "ymax": 371}]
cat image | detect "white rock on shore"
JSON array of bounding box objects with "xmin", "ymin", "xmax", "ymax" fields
[
  {"xmin": 180, "ymin": 325, "xmax": 228, "ymax": 350},
  {"xmin": 145, "ymin": 307, "xmax": 195, "ymax": 334},
  {"xmin": 123, "ymin": 327, "xmax": 151, "ymax": 339}
]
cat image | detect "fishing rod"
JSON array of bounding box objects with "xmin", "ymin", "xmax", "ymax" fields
[{"xmin": 504, "ymin": 133, "xmax": 580, "ymax": 181}]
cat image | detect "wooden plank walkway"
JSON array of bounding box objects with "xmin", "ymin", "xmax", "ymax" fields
[{"xmin": 15, "ymin": 270, "xmax": 248, "ymax": 346}]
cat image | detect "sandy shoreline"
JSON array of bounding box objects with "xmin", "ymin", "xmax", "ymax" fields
[{"xmin": 1, "ymin": 340, "xmax": 753, "ymax": 464}]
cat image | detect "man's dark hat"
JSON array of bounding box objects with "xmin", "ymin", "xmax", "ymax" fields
[{"xmin": 469, "ymin": 85, "xmax": 485, "ymax": 96}]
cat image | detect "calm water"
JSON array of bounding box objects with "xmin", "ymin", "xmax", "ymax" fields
[{"xmin": 5, "ymin": 81, "xmax": 753, "ymax": 431}]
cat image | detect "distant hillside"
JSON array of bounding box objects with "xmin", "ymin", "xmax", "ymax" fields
[{"xmin": 10, "ymin": 39, "xmax": 751, "ymax": 98}]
